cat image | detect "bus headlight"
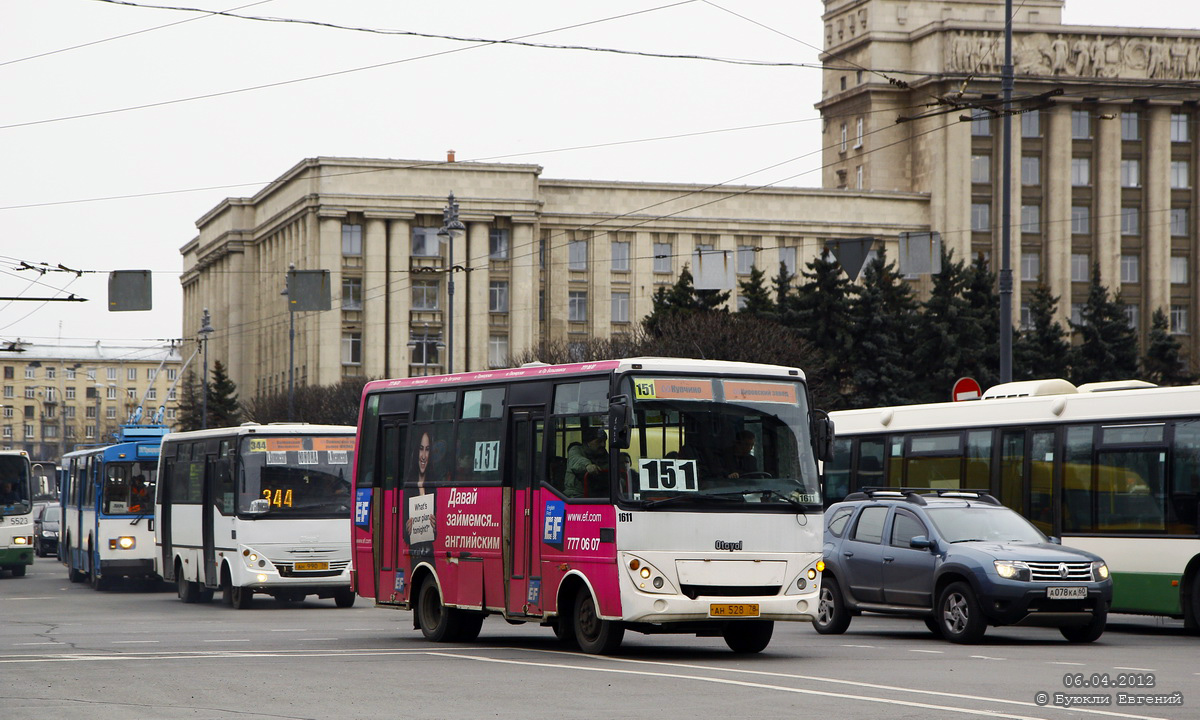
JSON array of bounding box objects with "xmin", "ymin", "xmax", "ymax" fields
[
  {"xmin": 110, "ymin": 537, "xmax": 136, "ymax": 550},
  {"xmin": 623, "ymin": 554, "xmax": 676, "ymax": 595},
  {"xmin": 1093, "ymin": 562, "xmax": 1110, "ymax": 581},
  {"xmin": 788, "ymin": 560, "xmax": 825, "ymax": 595},
  {"xmin": 994, "ymin": 560, "xmax": 1031, "ymax": 581},
  {"xmin": 13, "ymin": 536, "xmax": 29, "ymax": 545}
]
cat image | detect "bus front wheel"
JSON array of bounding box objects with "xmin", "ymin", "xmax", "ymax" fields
[
  {"xmin": 226, "ymin": 584, "xmax": 253, "ymax": 609},
  {"xmin": 572, "ymin": 590, "xmax": 624, "ymax": 654},
  {"xmin": 723, "ymin": 620, "xmax": 773, "ymax": 653},
  {"xmin": 11, "ymin": 565, "xmax": 26, "ymax": 578},
  {"xmin": 334, "ymin": 589, "xmax": 356, "ymax": 608}
]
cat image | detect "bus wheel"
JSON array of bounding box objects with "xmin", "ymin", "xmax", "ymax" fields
[
  {"xmin": 90, "ymin": 569, "xmax": 109, "ymax": 591},
  {"xmin": 723, "ymin": 620, "xmax": 773, "ymax": 653},
  {"xmin": 938, "ymin": 582, "xmax": 987, "ymax": 644},
  {"xmin": 227, "ymin": 584, "xmax": 253, "ymax": 609},
  {"xmin": 455, "ymin": 612, "xmax": 484, "ymax": 641},
  {"xmin": 334, "ymin": 589, "xmax": 356, "ymax": 608},
  {"xmin": 67, "ymin": 545, "xmax": 84, "ymax": 583},
  {"xmin": 1187, "ymin": 572, "xmax": 1200, "ymax": 634},
  {"xmin": 11, "ymin": 565, "xmax": 26, "ymax": 578},
  {"xmin": 417, "ymin": 579, "xmax": 461, "ymax": 642},
  {"xmin": 177, "ymin": 565, "xmax": 202, "ymax": 604},
  {"xmin": 572, "ymin": 590, "xmax": 624, "ymax": 654}
]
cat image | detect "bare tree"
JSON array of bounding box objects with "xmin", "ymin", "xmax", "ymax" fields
[{"xmin": 242, "ymin": 378, "xmax": 375, "ymax": 426}]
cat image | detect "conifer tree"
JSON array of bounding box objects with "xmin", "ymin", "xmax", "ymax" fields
[
  {"xmin": 912, "ymin": 249, "xmax": 976, "ymax": 403},
  {"xmin": 1069, "ymin": 264, "xmax": 1139, "ymax": 384},
  {"xmin": 205, "ymin": 360, "xmax": 242, "ymax": 428},
  {"xmin": 174, "ymin": 370, "xmax": 204, "ymax": 432},
  {"xmin": 737, "ymin": 265, "xmax": 775, "ymax": 317},
  {"xmin": 643, "ymin": 264, "xmax": 729, "ymax": 336},
  {"xmin": 1142, "ymin": 308, "xmax": 1195, "ymax": 386},
  {"xmin": 962, "ymin": 254, "xmax": 1001, "ymax": 390},
  {"xmin": 847, "ymin": 248, "xmax": 919, "ymax": 407},
  {"xmin": 792, "ymin": 251, "xmax": 856, "ymax": 406},
  {"xmin": 1013, "ymin": 284, "xmax": 1072, "ymax": 381}
]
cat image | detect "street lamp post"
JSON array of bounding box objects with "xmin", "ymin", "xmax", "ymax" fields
[
  {"xmin": 198, "ymin": 308, "xmax": 214, "ymax": 429},
  {"xmin": 437, "ymin": 193, "xmax": 466, "ymax": 374}
]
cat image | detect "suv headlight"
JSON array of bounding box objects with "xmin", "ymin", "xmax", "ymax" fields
[
  {"xmin": 994, "ymin": 560, "xmax": 1031, "ymax": 581},
  {"xmin": 1092, "ymin": 561, "xmax": 1110, "ymax": 581}
]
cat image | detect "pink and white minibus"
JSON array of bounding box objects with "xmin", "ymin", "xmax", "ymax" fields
[{"xmin": 351, "ymin": 358, "xmax": 831, "ymax": 653}]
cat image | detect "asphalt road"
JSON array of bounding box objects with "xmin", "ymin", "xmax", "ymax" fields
[{"xmin": 2, "ymin": 555, "xmax": 1197, "ymax": 720}]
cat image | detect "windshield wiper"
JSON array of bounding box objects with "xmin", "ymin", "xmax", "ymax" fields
[
  {"xmin": 950, "ymin": 538, "xmax": 985, "ymax": 543},
  {"xmin": 643, "ymin": 493, "xmax": 729, "ymax": 509}
]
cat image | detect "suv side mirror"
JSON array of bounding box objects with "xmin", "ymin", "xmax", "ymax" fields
[
  {"xmin": 909, "ymin": 535, "xmax": 934, "ymax": 550},
  {"xmin": 813, "ymin": 410, "xmax": 834, "ymax": 462}
]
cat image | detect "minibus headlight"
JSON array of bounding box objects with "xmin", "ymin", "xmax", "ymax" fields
[
  {"xmin": 110, "ymin": 536, "xmax": 135, "ymax": 550},
  {"xmin": 816, "ymin": 560, "xmax": 825, "ymax": 572},
  {"xmin": 623, "ymin": 554, "xmax": 676, "ymax": 595}
]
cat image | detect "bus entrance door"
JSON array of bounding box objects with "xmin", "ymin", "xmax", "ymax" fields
[
  {"xmin": 506, "ymin": 411, "xmax": 545, "ymax": 616},
  {"xmin": 376, "ymin": 418, "xmax": 406, "ymax": 603}
]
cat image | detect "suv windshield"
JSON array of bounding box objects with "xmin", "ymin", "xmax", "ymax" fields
[
  {"xmin": 616, "ymin": 375, "xmax": 820, "ymax": 509},
  {"xmin": 238, "ymin": 435, "xmax": 355, "ymax": 517},
  {"xmin": 926, "ymin": 506, "xmax": 1046, "ymax": 544}
]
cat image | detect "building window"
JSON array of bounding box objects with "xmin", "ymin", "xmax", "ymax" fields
[
  {"xmin": 342, "ymin": 277, "xmax": 362, "ymax": 311},
  {"xmin": 66, "ymin": 368, "xmax": 76, "ymax": 380},
  {"xmin": 44, "ymin": 387, "xmax": 56, "ymax": 403},
  {"xmin": 1120, "ymin": 254, "xmax": 1140, "ymax": 284},
  {"xmin": 1, "ymin": 426, "xmax": 9, "ymax": 439},
  {"xmin": 971, "ymin": 110, "xmax": 991, "ymax": 136},
  {"xmin": 1171, "ymin": 160, "xmax": 1190, "ymax": 189},
  {"xmin": 1171, "ymin": 256, "xmax": 1189, "ymax": 284},
  {"xmin": 1071, "ymin": 206, "xmax": 1090, "ymax": 234},
  {"xmin": 1071, "ymin": 110, "xmax": 1091, "ymax": 139},
  {"xmin": 107, "ymin": 367, "xmax": 117, "ymax": 381},
  {"xmin": 1, "ymin": 386, "xmax": 10, "ymax": 399},
  {"xmin": 1171, "ymin": 113, "xmax": 1190, "ymax": 143},
  {"xmin": 855, "ymin": 165, "xmax": 863, "ymax": 189},
  {"xmin": 168, "ymin": 389, "xmax": 176, "ymax": 401},
  {"xmin": 489, "ymin": 281, "xmax": 509, "ymax": 313},
  {"xmin": 46, "ymin": 367, "xmax": 56, "ymax": 380},
  {"xmin": 1020, "ymin": 302, "xmax": 1032, "ymax": 330},
  {"xmin": 840, "ymin": 123, "xmax": 847, "ymax": 152},
  {"xmin": 24, "ymin": 387, "xmax": 35, "ymax": 399},
  {"xmin": 126, "ymin": 367, "xmax": 136, "ymax": 381},
  {"xmin": 166, "ymin": 409, "xmax": 176, "ymax": 421},
  {"xmin": 65, "ymin": 406, "xmax": 75, "ymax": 419},
  {"xmin": 86, "ymin": 425, "xmax": 96, "ymax": 440},
  {"xmin": 736, "ymin": 246, "xmax": 756, "ymax": 275},
  {"xmin": 1121, "ymin": 159, "xmax": 1140, "ymax": 188},
  {"xmin": 86, "ymin": 406, "xmax": 97, "ymax": 419},
  {"xmin": 779, "ymin": 246, "xmax": 798, "ymax": 275},
  {"xmin": 1021, "ymin": 155, "xmax": 1040, "ymax": 186},
  {"xmin": 1071, "ymin": 303, "xmax": 1085, "ymax": 327},
  {"xmin": 568, "ymin": 240, "xmax": 588, "ymax": 271},
  {"xmin": 1071, "ymin": 157, "xmax": 1090, "ymax": 186},
  {"xmin": 341, "ymin": 223, "xmax": 363, "ymax": 256},
  {"xmin": 1021, "ymin": 109, "xmax": 1040, "ymax": 138},
  {"xmin": 487, "ymin": 335, "xmax": 509, "ymax": 369},
  {"xmin": 412, "ymin": 279, "xmax": 440, "ymax": 310},
  {"xmin": 107, "ymin": 387, "xmax": 118, "ymax": 400},
  {"xmin": 653, "ymin": 242, "xmax": 672, "ymax": 274},
  {"xmin": 611, "ymin": 241, "xmax": 630, "ymax": 272},
  {"xmin": 146, "ymin": 368, "xmax": 157, "ymax": 381},
  {"xmin": 1125, "ymin": 305, "xmax": 1139, "ymax": 331},
  {"xmin": 1120, "ymin": 112, "xmax": 1140, "ymax": 141},
  {"xmin": 971, "ymin": 203, "xmax": 991, "ymax": 232},
  {"xmin": 1020, "ymin": 252, "xmax": 1040, "ymax": 282},
  {"xmin": 489, "ymin": 228, "xmax": 510, "ymax": 260},
  {"xmin": 568, "ymin": 291, "xmax": 588, "ymax": 322},
  {"xmin": 65, "ymin": 387, "xmax": 75, "ymax": 400},
  {"xmin": 167, "ymin": 368, "xmax": 177, "ymax": 381},
  {"xmin": 971, "ymin": 154, "xmax": 991, "ymax": 183},
  {"xmin": 854, "ymin": 117, "xmax": 864, "ymax": 148},
  {"xmin": 24, "ymin": 367, "xmax": 35, "ymax": 379},
  {"xmin": 611, "ymin": 291, "xmax": 630, "ymax": 324},
  {"xmin": 1171, "ymin": 305, "xmax": 1189, "ymax": 334},
  {"xmin": 25, "ymin": 424, "xmax": 34, "ymax": 439},
  {"xmin": 1120, "ymin": 207, "xmax": 1140, "ymax": 236},
  {"xmin": 145, "ymin": 388, "xmax": 156, "ymax": 401},
  {"xmin": 1171, "ymin": 207, "xmax": 1189, "ymax": 236},
  {"xmin": 126, "ymin": 388, "xmax": 137, "ymax": 400},
  {"xmin": 341, "ymin": 332, "xmax": 362, "ymax": 365},
  {"xmin": 1020, "ymin": 205, "xmax": 1040, "ymax": 234},
  {"xmin": 410, "ymin": 334, "xmax": 442, "ymax": 366},
  {"xmin": 1071, "ymin": 253, "xmax": 1090, "ymax": 282},
  {"xmin": 107, "ymin": 406, "xmax": 118, "ymax": 419},
  {"xmin": 412, "ymin": 228, "xmax": 441, "ymax": 257},
  {"xmin": 1, "ymin": 406, "xmax": 11, "ymax": 418}
]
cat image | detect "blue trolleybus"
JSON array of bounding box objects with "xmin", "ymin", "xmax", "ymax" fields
[{"xmin": 61, "ymin": 424, "xmax": 170, "ymax": 589}]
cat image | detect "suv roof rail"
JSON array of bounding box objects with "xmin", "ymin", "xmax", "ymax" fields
[{"xmin": 852, "ymin": 487, "xmax": 1001, "ymax": 506}]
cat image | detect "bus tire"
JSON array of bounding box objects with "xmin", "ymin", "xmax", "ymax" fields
[
  {"xmin": 11, "ymin": 565, "xmax": 26, "ymax": 578},
  {"xmin": 67, "ymin": 544, "xmax": 85, "ymax": 584},
  {"xmin": 417, "ymin": 578, "xmax": 461, "ymax": 642},
  {"xmin": 334, "ymin": 589, "xmax": 356, "ymax": 608},
  {"xmin": 1186, "ymin": 571, "xmax": 1200, "ymax": 634},
  {"xmin": 572, "ymin": 589, "xmax": 624, "ymax": 654},
  {"xmin": 723, "ymin": 620, "xmax": 773, "ymax": 653},
  {"xmin": 938, "ymin": 582, "xmax": 987, "ymax": 644},
  {"xmin": 455, "ymin": 612, "xmax": 484, "ymax": 641},
  {"xmin": 91, "ymin": 569, "xmax": 109, "ymax": 591},
  {"xmin": 177, "ymin": 564, "xmax": 201, "ymax": 603},
  {"xmin": 813, "ymin": 576, "xmax": 851, "ymax": 634},
  {"xmin": 1060, "ymin": 606, "xmax": 1106, "ymax": 643},
  {"xmin": 227, "ymin": 584, "xmax": 253, "ymax": 609}
]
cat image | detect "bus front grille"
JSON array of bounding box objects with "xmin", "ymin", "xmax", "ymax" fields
[{"xmin": 680, "ymin": 584, "xmax": 781, "ymax": 599}]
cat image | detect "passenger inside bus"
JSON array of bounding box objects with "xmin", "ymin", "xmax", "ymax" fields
[
  {"xmin": 565, "ymin": 428, "xmax": 608, "ymax": 497},
  {"xmin": 0, "ymin": 479, "xmax": 23, "ymax": 506}
]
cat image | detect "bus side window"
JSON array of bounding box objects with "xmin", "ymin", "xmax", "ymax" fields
[
  {"xmin": 823, "ymin": 438, "xmax": 851, "ymax": 505},
  {"xmin": 857, "ymin": 439, "xmax": 886, "ymax": 490},
  {"xmin": 1171, "ymin": 420, "xmax": 1200, "ymax": 533}
]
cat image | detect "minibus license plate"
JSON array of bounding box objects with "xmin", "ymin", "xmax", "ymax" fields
[
  {"xmin": 294, "ymin": 561, "xmax": 329, "ymax": 571},
  {"xmin": 1047, "ymin": 586, "xmax": 1087, "ymax": 599},
  {"xmin": 709, "ymin": 603, "xmax": 759, "ymax": 618}
]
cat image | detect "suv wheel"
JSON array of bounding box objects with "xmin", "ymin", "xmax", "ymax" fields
[
  {"xmin": 938, "ymin": 581, "xmax": 986, "ymax": 643},
  {"xmin": 1060, "ymin": 606, "xmax": 1106, "ymax": 643},
  {"xmin": 813, "ymin": 576, "xmax": 851, "ymax": 634}
]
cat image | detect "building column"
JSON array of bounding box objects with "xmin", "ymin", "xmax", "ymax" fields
[
  {"xmin": 1146, "ymin": 105, "xmax": 1172, "ymax": 317},
  {"xmin": 316, "ymin": 215, "xmax": 345, "ymax": 386},
  {"xmin": 630, "ymin": 231, "xmax": 655, "ymax": 327},
  {"xmin": 467, "ymin": 221, "xmax": 490, "ymax": 372},
  {"xmin": 363, "ymin": 216, "xmax": 388, "ymax": 377},
  {"xmin": 1095, "ymin": 103, "xmax": 1122, "ymax": 293},
  {"xmin": 1045, "ymin": 104, "xmax": 1074, "ymax": 327}
]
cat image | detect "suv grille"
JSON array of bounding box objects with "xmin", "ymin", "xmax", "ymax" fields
[{"xmin": 1026, "ymin": 561, "xmax": 1092, "ymax": 581}]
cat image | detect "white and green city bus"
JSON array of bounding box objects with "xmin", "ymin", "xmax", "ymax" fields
[
  {"xmin": 1, "ymin": 449, "xmax": 36, "ymax": 577},
  {"xmin": 825, "ymin": 379, "xmax": 1200, "ymax": 629}
]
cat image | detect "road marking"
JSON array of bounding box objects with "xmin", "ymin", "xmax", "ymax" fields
[
  {"xmin": 1113, "ymin": 667, "xmax": 1155, "ymax": 672},
  {"xmin": 970, "ymin": 655, "xmax": 1005, "ymax": 661},
  {"xmin": 268, "ymin": 629, "xmax": 306, "ymax": 632},
  {"xmin": 202, "ymin": 639, "xmax": 250, "ymax": 643},
  {"xmin": 14, "ymin": 642, "xmax": 63, "ymax": 646},
  {"xmin": 1048, "ymin": 662, "xmax": 1085, "ymax": 666},
  {"xmin": 112, "ymin": 641, "xmax": 159, "ymax": 645},
  {"xmin": 3, "ymin": 597, "xmax": 59, "ymax": 601},
  {"xmin": 305, "ymin": 638, "xmax": 340, "ymax": 641},
  {"xmin": 840, "ymin": 644, "xmax": 875, "ymax": 648},
  {"xmin": 909, "ymin": 649, "xmax": 943, "ymax": 654}
]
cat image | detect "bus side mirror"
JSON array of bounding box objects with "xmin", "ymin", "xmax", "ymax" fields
[
  {"xmin": 813, "ymin": 410, "xmax": 834, "ymax": 462},
  {"xmin": 247, "ymin": 499, "xmax": 270, "ymax": 515},
  {"xmin": 609, "ymin": 395, "xmax": 632, "ymax": 450}
]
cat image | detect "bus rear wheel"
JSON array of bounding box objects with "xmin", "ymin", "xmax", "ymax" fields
[
  {"xmin": 177, "ymin": 565, "xmax": 205, "ymax": 604},
  {"xmin": 572, "ymin": 590, "xmax": 624, "ymax": 654},
  {"xmin": 417, "ymin": 579, "xmax": 462, "ymax": 642},
  {"xmin": 722, "ymin": 620, "xmax": 773, "ymax": 653}
]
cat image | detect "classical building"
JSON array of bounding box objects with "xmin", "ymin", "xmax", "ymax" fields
[
  {"xmin": 180, "ymin": 157, "xmax": 927, "ymax": 393},
  {"xmin": 0, "ymin": 340, "xmax": 182, "ymax": 463},
  {"xmin": 819, "ymin": 0, "xmax": 1198, "ymax": 367}
]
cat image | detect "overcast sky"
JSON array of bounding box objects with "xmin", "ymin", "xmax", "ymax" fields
[{"xmin": 2, "ymin": 0, "xmax": 1199, "ymax": 351}]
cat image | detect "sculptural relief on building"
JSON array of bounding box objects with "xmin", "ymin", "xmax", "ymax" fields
[{"xmin": 945, "ymin": 30, "xmax": 1200, "ymax": 80}]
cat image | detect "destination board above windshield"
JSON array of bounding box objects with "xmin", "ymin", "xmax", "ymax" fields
[{"xmin": 632, "ymin": 378, "xmax": 714, "ymax": 401}]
